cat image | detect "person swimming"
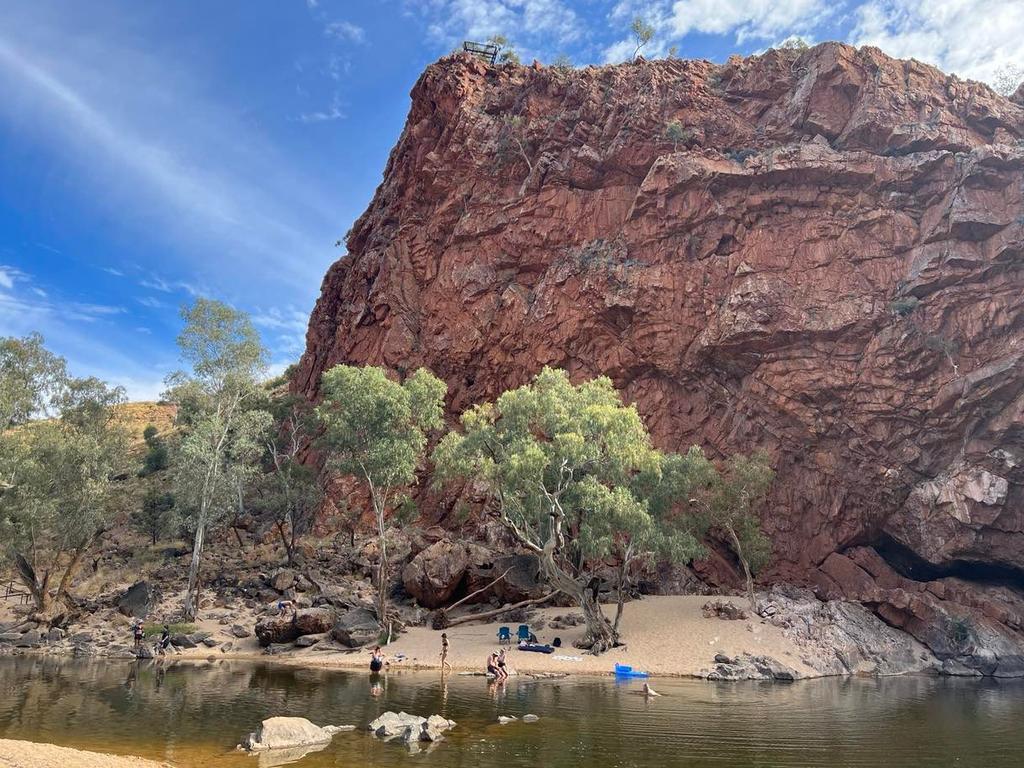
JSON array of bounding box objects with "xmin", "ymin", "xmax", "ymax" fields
[{"xmin": 370, "ymin": 646, "xmax": 386, "ymax": 673}]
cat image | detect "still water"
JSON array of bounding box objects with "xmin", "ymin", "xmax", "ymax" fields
[{"xmin": 1, "ymin": 657, "xmax": 1022, "ymax": 767}]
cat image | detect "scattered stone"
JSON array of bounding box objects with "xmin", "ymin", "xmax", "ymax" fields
[
  {"xmin": 231, "ymin": 625, "xmax": 252, "ymax": 639},
  {"xmin": 45, "ymin": 628, "xmax": 64, "ymax": 643},
  {"xmin": 702, "ymin": 600, "xmax": 748, "ymax": 621},
  {"xmin": 0, "ymin": 633, "xmax": 22, "ymax": 643},
  {"xmin": 296, "ymin": 633, "xmax": 325, "ymax": 648},
  {"xmin": 522, "ymin": 714, "xmax": 540, "ymax": 723},
  {"xmin": 170, "ymin": 634, "xmax": 197, "ymax": 649},
  {"xmin": 202, "ymin": 637, "xmax": 219, "ymax": 648},
  {"xmin": 497, "ymin": 716, "xmax": 517, "ymax": 725},
  {"xmin": 369, "ymin": 712, "xmax": 455, "ymax": 743}
]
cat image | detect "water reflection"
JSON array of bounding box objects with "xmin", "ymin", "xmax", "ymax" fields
[{"xmin": 0, "ymin": 657, "xmax": 1022, "ymax": 767}]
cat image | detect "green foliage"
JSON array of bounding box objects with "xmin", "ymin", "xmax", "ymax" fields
[
  {"xmin": 664, "ymin": 120, "xmax": 693, "ymax": 149},
  {"xmin": 0, "ymin": 340, "xmax": 129, "ymax": 612},
  {"xmin": 317, "ymin": 365, "xmax": 445, "ymax": 500},
  {"xmin": 631, "ymin": 16, "xmax": 655, "ymax": 59},
  {"xmin": 316, "ymin": 364, "xmax": 446, "ymax": 626},
  {"xmin": 487, "ymin": 34, "xmax": 520, "ymax": 65},
  {"xmin": 434, "ymin": 368, "xmax": 723, "ymax": 647},
  {"xmin": 132, "ymin": 489, "xmax": 176, "ymax": 545},
  {"xmin": 143, "ymin": 622, "xmax": 195, "ymax": 638},
  {"xmin": 252, "ymin": 394, "xmax": 322, "ymax": 565},
  {"xmin": 139, "ymin": 425, "xmax": 169, "ymax": 476},
  {"xmin": 551, "ymin": 54, "xmax": 573, "ymax": 71},
  {"xmin": 165, "ymin": 299, "xmax": 271, "ymax": 619},
  {"xmin": 948, "ymin": 615, "xmax": 973, "ymax": 650},
  {"xmin": 890, "ymin": 296, "xmax": 920, "ymax": 317},
  {"xmin": 0, "ymin": 333, "xmax": 67, "ymax": 429},
  {"xmin": 706, "ymin": 450, "xmax": 775, "ymax": 605}
]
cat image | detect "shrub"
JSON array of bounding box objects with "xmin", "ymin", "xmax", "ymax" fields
[
  {"xmin": 890, "ymin": 296, "xmax": 920, "ymax": 317},
  {"xmin": 143, "ymin": 622, "xmax": 196, "ymax": 638}
]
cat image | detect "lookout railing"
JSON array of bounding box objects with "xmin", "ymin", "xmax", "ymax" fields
[{"xmin": 463, "ymin": 41, "xmax": 499, "ymax": 65}]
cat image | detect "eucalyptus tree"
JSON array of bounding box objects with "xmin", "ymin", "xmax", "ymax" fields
[
  {"xmin": 165, "ymin": 299, "xmax": 271, "ymax": 620},
  {"xmin": 433, "ymin": 367, "xmax": 702, "ymax": 653},
  {"xmin": 0, "ymin": 337, "xmax": 128, "ymax": 618},
  {"xmin": 316, "ymin": 365, "xmax": 446, "ymax": 638}
]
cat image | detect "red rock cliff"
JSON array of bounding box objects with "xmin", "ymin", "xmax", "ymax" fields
[{"xmin": 297, "ymin": 43, "xmax": 1024, "ymax": 669}]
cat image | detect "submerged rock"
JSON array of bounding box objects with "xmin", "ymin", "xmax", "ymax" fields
[
  {"xmin": 241, "ymin": 716, "xmax": 353, "ymax": 752},
  {"xmin": 368, "ymin": 712, "xmax": 455, "ymax": 743}
]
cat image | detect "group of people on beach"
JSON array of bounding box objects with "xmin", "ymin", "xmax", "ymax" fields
[
  {"xmin": 366, "ymin": 632, "xmax": 512, "ymax": 680},
  {"xmin": 130, "ymin": 621, "xmax": 172, "ymax": 655}
]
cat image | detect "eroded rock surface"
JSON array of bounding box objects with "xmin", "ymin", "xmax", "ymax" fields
[{"xmin": 297, "ymin": 43, "xmax": 1024, "ymax": 668}]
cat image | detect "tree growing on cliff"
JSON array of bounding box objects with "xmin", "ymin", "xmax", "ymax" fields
[
  {"xmin": 165, "ymin": 299, "xmax": 271, "ymax": 621},
  {"xmin": 132, "ymin": 489, "xmax": 176, "ymax": 545},
  {"xmin": 631, "ymin": 16, "xmax": 654, "ymax": 60},
  {"xmin": 0, "ymin": 351, "xmax": 129, "ymax": 618},
  {"xmin": 487, "ymin": 34, "xmax": 520, "ymax": 65},
  {"xmin": 703, "ymin": 451, "xmax": 774, "ymax": 611},
  {"xmin": 316, "ymin": 365, "xmax": 446, "ymax": 639},
  {"xmin": 433, "ymin": 367, "xmax": 700, "ymax": 653}
]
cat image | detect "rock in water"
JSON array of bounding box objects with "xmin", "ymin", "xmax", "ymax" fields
[
  {"xmin": 368, "ymin": 712, "xmax": 456, "ymax": 742},
  {"xmin": 242, "ymin": 717, "xmax": 352, "ymax": 752},
  {"xmin": 293, "ymin": 45, "xmax": 1024, "ymax": 660}
]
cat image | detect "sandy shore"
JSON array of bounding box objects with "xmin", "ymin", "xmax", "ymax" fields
[
  {"xmin": 244, "ymin": 595, "xmax": 817, "ymax": 678},
  {"xmin": 0, "ymin": 740, "xmax": 168, "ymax": 768}
]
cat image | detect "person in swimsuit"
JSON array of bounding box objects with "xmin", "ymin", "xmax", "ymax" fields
[
  {"xmin": 370, "ymin": 646, "xmax": 386, "ymax": 673},
  {"xmin": 497, "ymin": 649, "xmax": 509, "ymax": 680},
  {"xmin": 440, "ymin": 632, "xmax": 452, "ymax": 674},
  {"xmin": 486, "ymin": 651, "xmax": 500, "ymax": 678}
]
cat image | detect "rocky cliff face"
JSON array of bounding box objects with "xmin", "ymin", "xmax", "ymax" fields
[{"xmin": 296, "ymin": 43, "xmax": 1024, "ymax": 672}]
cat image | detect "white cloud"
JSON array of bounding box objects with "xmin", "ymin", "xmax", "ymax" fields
[
  {"xmin": 136, "ymin": 296, "xmax": 165, "ymax": 309},
  {"xmin": 852, "ymin": 0, "xmax": 1024, "ymax": 84},
  {"xmin": 297, "ymin": 92, "xmax": 346, "ymax": 123},
  {"xmin": 666, "ymin": 0, "xmax": 830, "ymax": 42},
  {"xmin": 0, "ymin": 266, "xmax": 14, "ymax": 290},
  {"xmin": 103, "ymin": 266, "xmax": 124, "ymax": 277},
  {"xmin": 412, "ymin": 0, "xmax": 583, "ymax": 60},
  {"xmin": 325, "ymin": 21, "xmax": 366, "ymax": 44},
  {"xmin": 139, "ymin": 275, "xmax": 202, "ymax": 297}
]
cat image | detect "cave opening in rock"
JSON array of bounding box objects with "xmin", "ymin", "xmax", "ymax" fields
[{"xmin": 872, "ymin": 534, "xmax": 1024, "ymax": 591}]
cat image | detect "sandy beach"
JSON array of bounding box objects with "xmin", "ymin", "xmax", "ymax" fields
[
  {"xmin": 0, "ymin": 740, "xmax": 168, "ymax": 768},
  {"xmin": 240, "ymin": 595, "xmax": 817, "ymax": 678}
]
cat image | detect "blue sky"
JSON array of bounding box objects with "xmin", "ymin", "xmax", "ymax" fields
[{"xmin": 1, "ymin": 0, "xmax": 1021, "ymax": 399}]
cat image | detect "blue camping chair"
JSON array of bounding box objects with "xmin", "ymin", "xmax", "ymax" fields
[
  {"xmin": 497, "ymin": 626, "xmax": 512, "ymax": 645},
  {"xmin": 516, "ymin": 624, "xmax": 531, "ymax": 642}
]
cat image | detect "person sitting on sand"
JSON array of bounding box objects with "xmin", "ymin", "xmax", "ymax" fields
[
  {"xmin": 370, "ymin": 646, "xmax": 386, "ymax": 673},
  {"xmin": 440, "ymin": 632, "xmax": 452, "ymax": 674}
]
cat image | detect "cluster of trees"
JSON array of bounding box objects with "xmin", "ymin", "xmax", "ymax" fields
[
  {"xmin": 315, "ymin": 364, "xmax": 774, "ymax": 652},
  {"xmin": 1, "ymin": 301, "xmax": 775, "ymax": 653}
]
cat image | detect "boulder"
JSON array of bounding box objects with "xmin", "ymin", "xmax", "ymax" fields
[
  {"xmin": 330, "ymin": 608, "xmax": 379, "ymax": 648},
  {"xmin": 402, "ymin": 540, "xmax": 492, "ymax": 609},
  {"xmin": 242, "ymin": 716, "xmax": 352, "ymax": 752},
  {"xmin": 0, "ymin": 633, "xmax": 22, "ymax": 643},
  {"xmin": 45, "ymin": 628, "xmax": 64, "ymax": 643},
  {"xmin": 15, "ymin": 631, "xmax": 41, "ymax": 648},
  {"xmin": 296, "ymin": 633, "xmax": 325, "ymax": 648},
  {"xmin": 466, "ymin": 554, "xmax": 546, "ymax": 604},
  {"xmin": 170, "ymin": 634, "xmax": 197, "ymax": 649},
  {"xmin": 117, "ymin": 581, "xmax": 154, "ymax": 618},
  {"xmin": 255, "ymin": 616, "xmax": 299, "ymax": 647},
  {"xmin": 293, "ymin": 607, "xmax": 335, "ymax": 637},
  {"xmin": 270, "ymin": 569, "xmax": 296, "ymax": 592},
  {"xmin": 231, "ymin": 625, "xmax": 252, "ymax": 638}
]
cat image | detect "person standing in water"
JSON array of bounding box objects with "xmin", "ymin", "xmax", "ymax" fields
[
  {"xmin": 370, "ymin": 646, "xmax": 386, "ymax": 673},
  {"xmin": 440, "ymin": 632, "xmax": 452, "ymax": 674}
]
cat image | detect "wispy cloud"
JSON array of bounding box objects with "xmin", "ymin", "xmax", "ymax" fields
[
  {"xmin": 297, "ymin": 92, "xmax": 346, "ymax": 123},
  {"xmin": 0, "ymin": 10, "xmax": 341, "ymax": 296},
  {"xmin": 103, "ymin": 266, "xmax": 124, "ymax": 277},
  {"xmin": 325, "ymin": 21, "xmax": 366, "ymax": 44},
  {"xmin": 136, "ymin": 295, "xmax": 166, "ymax": 309},
  {"xmin": 139, "ymin": 274, "xmax": 202, "ymax": 297}
]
